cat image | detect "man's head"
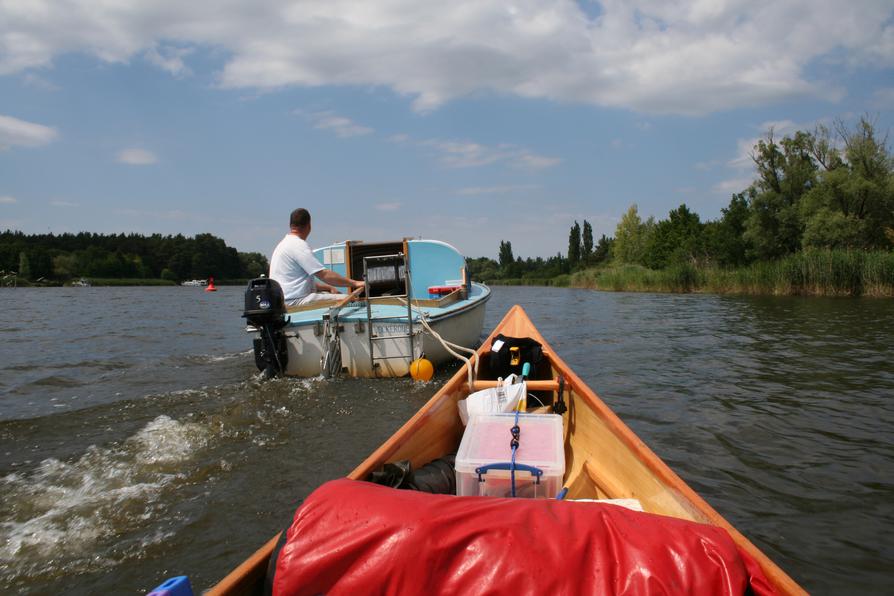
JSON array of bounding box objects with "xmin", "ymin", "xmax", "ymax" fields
[{"xmin": 289, "ymin": 208, "xmax": 311, "ymax": 238}]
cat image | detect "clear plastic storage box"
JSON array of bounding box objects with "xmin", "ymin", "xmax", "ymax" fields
[{"xmin": 455, "ymin": 413, "xmax": 565, "ymax": 498}]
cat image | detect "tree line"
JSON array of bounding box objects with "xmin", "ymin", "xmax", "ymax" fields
[
  {"xmin": 469, "ymin": 116, "xmax": 893, "ymax": 282},
  {"xmin": 1, "ymin": 231, "xmax": 269, "ymax": 282}
]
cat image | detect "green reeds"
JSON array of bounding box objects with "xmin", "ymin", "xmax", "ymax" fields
[
  {"xmin": 486, "ymin": 275, "xmax": 571, "ymax": 287},
  {"xmin": 572, "ymin": 250, "xmax": 894, "ymax": 297}
]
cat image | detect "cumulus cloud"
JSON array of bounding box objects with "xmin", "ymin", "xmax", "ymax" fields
[
  {"xmin": 713, "ymin": 177, "xmax": 755, "ymax": 194},
  {"xmin": 302, "ymin": 110, "xmax": 373, "ymax": 138},
  {"xmin": 457, "ymin": 184, "xmax": 538, "ymax": 195},
  {"xmin": 22, "ymin": 72, "xmax": 59, "ymax": 91},
  {"xmin": 422, "ymin": 139, "xmax": 560, "ymax": 170},
  {"xmin": 144, "ymin": 45, "xmax": 193, "ymax": 77},
  {"xmin": 727, "ymin": 118, "xmax": 816, "ymax": 170},
  {"xmin": 116, "ymin": 148, "xmax": 157, "ymax": 165},
  {"xmin": 0, "ymin": 114, "xmax": 58, "ymax": 150},
  {"xmin": 375, "ymin": 202, "xmax": 402, "ymax": 211},
  {"xmin": 0, "ymin": 195, "xmax": 17, "ymax": 204},
  {"xmin": 1, "ymin": 1, "xmax": 891, "ymax": 116}
]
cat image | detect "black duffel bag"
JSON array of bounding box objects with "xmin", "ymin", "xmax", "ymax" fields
[{"xmin": 489, "ymin": 334, "xmax": 543, "ymax": 378}]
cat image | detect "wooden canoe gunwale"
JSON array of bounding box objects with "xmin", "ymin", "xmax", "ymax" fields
[{"xmin": 208, "ymin": 304, "xmax": 804, "ymax": 596}]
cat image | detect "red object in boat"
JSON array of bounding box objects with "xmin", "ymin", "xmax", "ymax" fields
[
  {"xmin": 428, "ymin": 285, "xmax": 460, "ymax": 296},
  {"xmin": 205, "ymin": 276, "xmax": 217, "ymax": 292},
  {"xmin": 271, "ymin": 479, "xmax": 777, "ymax": 596}
]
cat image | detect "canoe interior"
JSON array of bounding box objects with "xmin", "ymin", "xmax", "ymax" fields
[{"xmin": 209, "ymin": 305, "xmax": 805, "ymax": 596}]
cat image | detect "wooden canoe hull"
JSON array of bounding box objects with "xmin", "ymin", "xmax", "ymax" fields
[{"xmin": 209, "ymin": 305, "xmax": 805, "ymax": 596}]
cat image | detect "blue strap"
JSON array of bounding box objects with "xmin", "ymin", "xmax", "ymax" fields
[
  {"xmin": 475, "ymin": 462, "xmax": 543, "ymax": 480},
  {"xmin": 475, "ymin": 410, "xmax": 546, "ymax": 497},
  {"xmin": 510, "ymin": 409, "xmax": 520, "ymax": 496}
]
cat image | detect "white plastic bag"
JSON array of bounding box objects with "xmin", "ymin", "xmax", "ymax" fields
[{"xmin": 458, "ymin": 374, "xmax": 526, "ymax": 425}]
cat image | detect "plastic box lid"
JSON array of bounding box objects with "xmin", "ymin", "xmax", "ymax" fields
[{"xmin": 455, "ymin": 413, "xmax": 565, "ymax": 477}]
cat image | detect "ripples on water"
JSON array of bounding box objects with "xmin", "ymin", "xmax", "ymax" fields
[{"xmin": 0, "ymin": 286, "xmax": 891, "ymax": 593}]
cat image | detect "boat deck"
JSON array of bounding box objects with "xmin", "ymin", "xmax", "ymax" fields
[{"xmin": 285, "ymin": 282, "xmax": 490, "ymax": 325}]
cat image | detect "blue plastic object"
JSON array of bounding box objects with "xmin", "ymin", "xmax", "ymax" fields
[
  {"xmin": 475, "ymin": 462, "xmax": 543, "ymax": 484},
  {"xmin": 147, "ymin": 575, "xmax": 193, "ymax": 596},
  {"xmin": 521, "ymin": 362, "xmax": 531, "ymax": 378}
]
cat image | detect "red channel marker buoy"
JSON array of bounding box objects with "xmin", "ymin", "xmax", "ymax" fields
[{"xmin": 205, "ymin": 276, "xmax": 217, "ymax": 292}]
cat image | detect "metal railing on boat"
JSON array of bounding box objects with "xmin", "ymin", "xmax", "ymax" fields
[{"xmin": 363, "ymin": 254, "xmax": 416, "ymax": 376}]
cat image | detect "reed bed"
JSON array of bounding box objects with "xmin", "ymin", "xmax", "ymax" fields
[
  {"xmin": 571, "ymin": 250, "xmax": 894, "ymax": 297},
  {"xmin": 487, "ymin": 275, "xmax": 571, "ymax": 287}
]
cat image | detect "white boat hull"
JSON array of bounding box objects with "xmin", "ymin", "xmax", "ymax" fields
[{"xmin": 280, "ymin": 299, "xmax": 487, "ymax": 377}]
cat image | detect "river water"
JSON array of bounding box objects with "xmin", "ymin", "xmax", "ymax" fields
[{"xmin": 0, "ymin": 286, "xmax": 891, "ymax": 594}]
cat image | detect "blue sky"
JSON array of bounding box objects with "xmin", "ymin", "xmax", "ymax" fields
[{"xmin": 1, "ymin": 1, "xmax": 893, "ymax": 259}]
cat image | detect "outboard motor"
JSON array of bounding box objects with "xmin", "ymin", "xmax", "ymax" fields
[{"xmin": 243, "ymin": 277, "xmax": 289, "ymax": 377}]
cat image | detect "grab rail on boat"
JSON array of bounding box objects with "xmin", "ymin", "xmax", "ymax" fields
[{"xmin": 469, "ymin": 379, "xmax": 560, "ymax": 392}]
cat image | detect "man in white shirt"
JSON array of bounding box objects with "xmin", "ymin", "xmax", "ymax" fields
[{"xmin": 269, "ymin": 208, "xmax": 364, "ymax": 306}]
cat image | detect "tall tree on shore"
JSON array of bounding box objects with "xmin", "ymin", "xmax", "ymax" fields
[
  {"xmin": 644, "ymin": 204, "xmax": 703, "ymax": 268},
  {"xmin": 744, "ymin": 128, "xmax": 816, "ymax": 259},
  {"xmin": 705, "ymin": 191, "xmax": 753, "ymax": 267},
  {"xmin": 498, "ymin": 240, "xmax": 514, "ymax": 268},
  {"xmin": 801, "ymin": 116, "xmax": 894, "ymax": 249},
  {"xmin": 593, "ymin": 235, "xmax": 612, "ymax": 264},
  {"xmin": 567, "ymin": 221, "xmax": 581, "ymax": 267},
  {"xmin": 613, "ymin": 205, "xmax": 652, "ymax": 264},
  {"xmin": 582, "ymin": 220, "xmax": 594, "ymax": 264}
]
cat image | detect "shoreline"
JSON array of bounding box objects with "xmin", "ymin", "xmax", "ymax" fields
[{"xmin": 479, "ymin": 250, "xmax": 894, "ymax": 298}]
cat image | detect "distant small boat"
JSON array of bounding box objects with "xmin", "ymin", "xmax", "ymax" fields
[
  {"xmin": 180, "ymin": 279, "xmax": 207, "ymax": 287},
  {"xmin": 71, "ymin": 278, "xmax": 91, "ymax": 287}
]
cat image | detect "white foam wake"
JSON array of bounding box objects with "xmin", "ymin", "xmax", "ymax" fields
[{"xmin": 0, "ymin": 415, "xmax": 210, "ymax": 567}]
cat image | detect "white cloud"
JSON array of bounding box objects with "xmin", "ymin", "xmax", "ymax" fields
[
  {"xmin": 728, "ymin": 117, "xmax": 823, "ymax": 170},
  {"xmin": 0, "ymin": 114, "xmax": 58, "ymax": 149},
  {"xmin": 457, "ymin": 185, "xmax": 538, "ymax": 195},
  {"xmin": 422, "ymin": 139, "xmax": 560, "ymax": 170},
  {"xmin": 116, "ymin": 148, "xmax": 157, "ymax": 165},
  {"xmin": 713, "ymin": 177, "xmax": 754, "ymax": 195},
  {"xmin": 375, "ymin": 202, "xmax": 401, "ymax": 211},
  {"xmin": 303, "ymin": 110, "xmax": 373, "ymax": 138},
  {"xmin": 50, "ymin": 200, "xmax": 78, "ymax": 207},
  {"xmin": 388, "ymin": 133, "xmax": 411, "ymax": 144},
  {"xmin": 145, "ymin": 45, "xmax": 193, "ymax": 77},
  {"xmin": 516, "ymin": 153, "xmax": 561, "ymax": 169},
  {"xmin": 22, "ymin": 72, "xmax": 59, "ymax": 91},
  {"xmin": 1, "ymin": 1, "xmax": 891, "ymax": 116},
  {"xmin": 0, "ymin": 195, "xmax": 17, "ymax": 204}
]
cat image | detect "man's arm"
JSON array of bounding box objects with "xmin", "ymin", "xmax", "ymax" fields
[
  {"xmin": 315, "ymin": 281, "xmax": 338, "ymax": 294},
  {"xmin": 315, "ymin": 268, "xmax": 364, "ymax": 290}
]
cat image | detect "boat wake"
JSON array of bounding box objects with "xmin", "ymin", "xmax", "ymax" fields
[
  {"xmin": 0, "ymin": 415, "xmax": 212, "ymax": 584},
  {"xmin": 183, "ymin": 350, "xmax": 254, "ymax": 365}
]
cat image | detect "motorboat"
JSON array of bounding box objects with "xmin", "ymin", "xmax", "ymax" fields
[{"xmin": 243, "ymin": 239, "xmax": 490, "ymax": 378}]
